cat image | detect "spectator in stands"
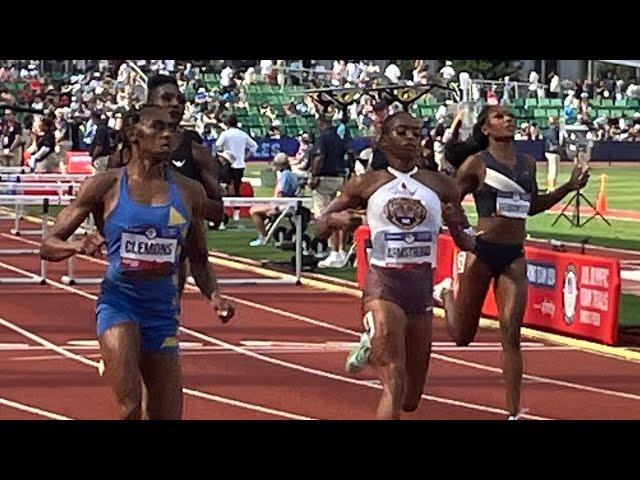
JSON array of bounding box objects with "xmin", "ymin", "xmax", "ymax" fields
[
  {"xmin": 90, "ymin": 113, "xmax": 115, "ymax": 172},
  {"xmin": 260, "ymin": 101, "xmax": 277, "ymax": 122},
  {"xmin": 309, "ymin": 116, "xmax": 347, "ymax": 268},
  {"xmin": 528, "ymin": 69, "xmax": 539, "ymax": 98},
  {"xmin": 215, "ymin": 114, "xmax": 258, "ymax": 199},
  {"xmin": 1, "ymin": 109, "xmax": 23, "ymax": 166},
  {"xmin": 548, "ymin": 71, "xmax": 560, "ymax": 98},
  {"xmin": 260, "ymin": 60, "xmax": 274, "ymax": 83},
  {"xmin": 529, "ymin": 122, "xmax": 541, "ymax": 140},
  {"xmin": 249, "ymin": 153, "xmax": 300, "ymax": 247},
  {"xmin": 30, "ymin": 117, "xmax": 59, "ymax": 172},
  {"xmin": 384, "ymin": 61, "xmax": 402, "ymax": 84},
  {"xmin": 440, "ymin": 61, "xmax": 456, "ymax": 83}
]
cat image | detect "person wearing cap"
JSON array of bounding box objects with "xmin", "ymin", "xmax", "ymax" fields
[{"xmin": 249, "ymin": 153, "xmax": 299, "ymax": 247}]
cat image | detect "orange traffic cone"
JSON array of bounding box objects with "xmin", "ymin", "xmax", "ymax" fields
[{"xmin": 595, "ymin": 173, "xmax": 607, "ymax": 215}]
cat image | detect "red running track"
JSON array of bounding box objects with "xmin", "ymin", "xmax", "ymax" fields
[{"xmin": 2, "ymin": 230, "xmax": 640, "ymax": 420}]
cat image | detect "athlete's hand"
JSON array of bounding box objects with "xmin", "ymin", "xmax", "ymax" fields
[
  {"xmin": 210, "ymin": 293, "xmax": 235, "ymax": 324},
  {"xmin": 330, "ymin": 209, "xmax": 365, "ymax": 231},
  {"xmin": 77, "ymin": 232, "xmax": 105, "ymax": 258},
  {"xmin": 567, "ymin": 165, "xmax": 590, "ymax": 191}
]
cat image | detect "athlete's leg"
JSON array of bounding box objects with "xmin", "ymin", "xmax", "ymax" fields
[
  {"xmin": 139, "ymin": 351, "xmax": 183, "ymax": 420},
  {"xmin": 365, "ymin": 299, "xmax": 408, "ymax": 420},
  {"xmin": 98, "ymin": 321, "xmax": 143, "ymax": 420},
  {"xmin": 403, "ymin": 310, "xmax": 433, "ymax": 412},
  {"xmin": 493, "ymin": 256, "xmax": 528, "ymax": 417},
  {"xmin": 441, "ymin": 252, "xmax": 493, "ymax": 346}
]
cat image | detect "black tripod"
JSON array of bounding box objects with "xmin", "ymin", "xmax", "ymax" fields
[{"xmin": 551, "ymin": 188, "xmax": 611, "ymax": 227}]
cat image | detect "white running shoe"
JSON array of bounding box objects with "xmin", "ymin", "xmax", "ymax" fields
[
  {"xmin": 249, "ymin": 236, "xmax": 266, "ymax": 247},
  {"xmin": 345, "ymin": 332, "xmax": 372, "ymax": 374},
  {"xmin": 432, "ymin": 277, "xmax": 453, "ymax": 305},
  {"xmin": 317, "ymin": 251, "xmax": 340, "ymax": 268}
]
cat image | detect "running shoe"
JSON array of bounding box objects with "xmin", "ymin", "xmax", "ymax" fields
[{"xmin": 345, "ymin": 332, "xmax": 372, "ymax": 374}]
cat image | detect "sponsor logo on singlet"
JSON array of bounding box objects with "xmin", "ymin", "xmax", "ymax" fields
[{"xmin": 172, "ymin": 159, "xmax": 186, "ymax": 168}]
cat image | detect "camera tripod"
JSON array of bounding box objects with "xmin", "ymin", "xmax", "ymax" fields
[{"xmin": 551, "ymin": 188, "xmax": 611, "ymax": 228}]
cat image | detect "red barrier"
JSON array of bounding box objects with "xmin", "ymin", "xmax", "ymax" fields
[
  {"xmin": 224, "ymin": 181, "xmax": 254, "ymax": 218},
  {"xmin": 355, "ymin": 228, "xmax": 621, "ymax": 345}
]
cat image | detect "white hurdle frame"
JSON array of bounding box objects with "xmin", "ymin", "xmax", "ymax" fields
[
  {"xmin": 0, "ymin": 198, "xmax": 54, "ymax": 285},
  {"xmin": 63, "ymin": 197, "xmax": 313, "ymax": 286}
]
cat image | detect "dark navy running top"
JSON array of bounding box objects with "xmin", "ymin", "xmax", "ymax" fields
[{"xmin": 473, "ymin": 150, "xmax": 534, "ymax": 218}]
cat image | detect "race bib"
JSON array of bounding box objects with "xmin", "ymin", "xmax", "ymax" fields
[
  {"xmin": 496, "ymin": 191, "xmax": 531, "ymax": 219},
  {"xmin": 382, "ymin": 230, "xmax": 434, "ymax": 266},
  {"xmin": 120, "ymin": 227, "xmax": 179, "ymax": 272}
]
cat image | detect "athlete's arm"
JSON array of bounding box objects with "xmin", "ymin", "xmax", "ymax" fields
[
  {"xmin": 184, "ymin": 182, "xmax": 218, "ymax": 297},
  {"xmin": 454, "ymin": 154, "xmax": 486, "ymax": 201},
  {"xmin": 314, "ymin": 173, "xmax": 367, "ymax": 240},
  {"xmin": 437, "ymin": 173, "xmax": 476, "ymax": 252},
  {"xmin": 184, "ymin": 182, "xmax": 234, "ymax": 322},
  {"xmin": 527, "ymin": 155, "xmax": 589, "ymax": 216},
  {"xmin": 191, "ymin": 142, "xmax": 225, "ymax": 223},
  {"xmin": 40, "ymin": 173, "xmax": 116, "ymax": 262}
]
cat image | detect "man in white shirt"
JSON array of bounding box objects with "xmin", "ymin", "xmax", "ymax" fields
[
  {"xmin": 440, "ymin": 61, "xmax": 455, "ymax": 82},
  {"xmin": 220, "ymin": 65, "xmax": 234, "ymax": 88},
  {"xmin": 260, "ymin": 60, "xmax": 273, "ymax": 82},
  {"xmin": 549, "ymin": 71, "xmax": 560, "ymax": 98},
  {"xmin": 384, "ymin": 61, "xmax": 401, "ymax": 83},
  {"xmin": 528, "ymin": 70, "xmax": 539, "ymax": 97},
  {"xmin": 215, "ymin": 114, "xmax": 258, "ymax": 197}
]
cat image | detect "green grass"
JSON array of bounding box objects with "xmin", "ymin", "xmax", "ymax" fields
[
  {"xmin": 535, "ymin": 163, "xmax": 639, "ymax": 212},
  {"xmin": 620, "ymin": 294, "xmax": 640, "ymax": 329}
]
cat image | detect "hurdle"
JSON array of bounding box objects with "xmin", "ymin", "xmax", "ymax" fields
[
  {"xmin": 0, "ymin": 185, "xmax": 78, "ymax": 236},
  {"xmin": 0, "ymin": 198, "xmax": 52, "ymax": 285},
  {"xmin": 62, "ymin": 197, "xmax": 313, "ymax": 287}
]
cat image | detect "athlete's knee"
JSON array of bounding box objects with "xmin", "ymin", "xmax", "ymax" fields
[{"xmin": 113, "ymin": 378, "xmax": 142, "ymax": 420}]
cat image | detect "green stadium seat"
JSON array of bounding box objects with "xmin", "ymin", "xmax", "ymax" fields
[
  {"xmin": 538, "ymin": 98, "xmax": 550, "ymax": 107},
  {"xmin": 525, "ymin": 98, "xmax": 538, "ymax": 108},
  {"xmin": 628, "ymin": 99, "xmax": 639, "ymax": 107},
  {"xmin": 514, "ymin": 98, "xmax": 525, "ymax": 107},
  {"xmin": 615, "ymin": 99, "xmax": 628, "ymax": 108},
  {"xmin": 533, "ymin": 108, "xmax": 547, "ymax": 118},
  {"xmin": 546, "ymin": 108, "xmax": 561, "ymax": 117},
  {"xmin": 549, "ymin": 98, "xmax": 562, "ymax": 107},
  {"xmin": 601, "ymin": 99, "xmax": 614, "ymax": 107},
  {"xmin": 597, "ymin": 109, "xmax": 610, "ymax": 118},
  {"xmin": 624, "ymin": 109, "xmax": 638, "ymax": 118}
]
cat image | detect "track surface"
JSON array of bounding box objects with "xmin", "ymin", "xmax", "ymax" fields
[{"xmin": 2, "ymin": 225, "xmax": 640, "ymax": 420}]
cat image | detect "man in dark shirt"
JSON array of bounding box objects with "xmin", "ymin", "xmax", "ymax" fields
[
  {"xmin": 310, "ymin": 116, "xmax": 348, "ymax": 268},
  {"xmin": 90, "ymin": 114, "xmax": 114, "ymax": 172}
]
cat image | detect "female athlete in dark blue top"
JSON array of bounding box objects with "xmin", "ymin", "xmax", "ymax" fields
[
  {"xmin": 438, "ymin": 105, "xmax": 589, "ymax": 419},
  {"xmin": 41, "ymin": 105, "xmax": 234, "ymax": 420}
]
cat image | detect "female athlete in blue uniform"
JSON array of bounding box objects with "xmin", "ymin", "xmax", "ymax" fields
[{"xmin": 41, "ymin": 105, "xmax": 234, "ymax": 420}]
